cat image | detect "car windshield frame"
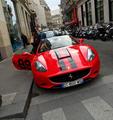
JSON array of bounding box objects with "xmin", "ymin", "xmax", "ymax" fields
[{"xmin": 38, "ymin": 35, "xmax": 78, "ymax": 53}]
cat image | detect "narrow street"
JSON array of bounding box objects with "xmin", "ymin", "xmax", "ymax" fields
[
  {"xmin": 0, "ymin": 38, "xmax": 113, "ymax": 120},
  {"xmin": 1, "ymin": 0, "xmax": 113, "ymax": 119},
  {"xmin": 25, "ymin": 40, "xmax": 113, "ymax": 120}
]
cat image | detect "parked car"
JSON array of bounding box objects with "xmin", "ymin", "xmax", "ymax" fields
[
  {"xmin": 44, "ymin": 31, "xmax": 55, "ymax": 38},
  {"xmin": 12, "ymin": 35, "xmax": 100, "ymax": 89}
]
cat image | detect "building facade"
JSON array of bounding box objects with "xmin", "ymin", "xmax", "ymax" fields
[
  {"xmin": 0, "ymin": 0, "xmax": 34, "ymax": 59},
  {"xmin": 32, "ymin": 0, "xmax": 47, "ymax": 29},
  {"xmin": 0, "ymin": 0, "xmax": 13, "ymax": 59},
  {"xmin": 13, "ymin": 0, "xmax": 32, "ymax": 37},
  {"xmin": 44, "ymin": 6, "xmax": 52, "ymax": 29},
  {"xmin": 40, "ymin": 0, "xmax": 52, "ymax": 29},
  {"xmin": 52, "ymin": 14, "xmax": 63, "ymax": 28},
  {"xmin": 77, "ymin": 0, "xmax": 112, "ymax": 26},
  {"xmin": 60, "ymin": 0, "xmax": 78, "ymax": 28}
]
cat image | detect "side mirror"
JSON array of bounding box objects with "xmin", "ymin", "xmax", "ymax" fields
[{"xmin": 79, "ymin": 38, "xmax": 84, "ymax": 44}]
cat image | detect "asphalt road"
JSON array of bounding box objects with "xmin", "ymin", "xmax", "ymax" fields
[{"xmin": 26, "ymin": 40, "xmax": 113, "ymax": 120}]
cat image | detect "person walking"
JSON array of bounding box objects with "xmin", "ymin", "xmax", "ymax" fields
[
  {"xmin": 31, "ymin": 27, "xmax": 46, "ymax": 54},
  {"xmin": 21, "ymin": 33, "xmax": 28, "ymax": 49},
  {"xmin": 31, "ymin": 30, "xmax": 41, "ymax": 54}
]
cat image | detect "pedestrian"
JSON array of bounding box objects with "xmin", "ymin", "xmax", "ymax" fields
[
  {"xmin": 21, "ymin": 33, "xmax": 28, "ymax": 49},
  {"xmin": 31, "ymin": 27, "xmax": 47, "ymax": 54},
  {"xmin": 31, "ymin": 30, "xmax": 41, "ymax": 54}
]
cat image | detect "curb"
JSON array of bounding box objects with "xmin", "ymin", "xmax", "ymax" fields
[{"xmin": 0, "ymin": 81, "xmax": 33, "ymax": 120}]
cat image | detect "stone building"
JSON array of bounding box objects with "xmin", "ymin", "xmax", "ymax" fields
[
  {"xmin": 60, "ymin": 0, "xmax": 78, "ymax": 28},
  {"xmin": 52, "ymin": 14, "xmax": 63, "ymax": 29},
  {"xmin": 40, "ymin": 0, "xmax": 52, "ymax": 29},
  {"xmin": 31, "ymin": 0, "xmax": 47, "ymax": 29},
  {"xmin": 77, "ymin": 0, "xmax": 113, "ymax": 26},
  {"xmin": 0, "ymin": 0, "xmax": 34, "ymax": 59},
  {"xmin": 44, "ymin": 5, "xmax": 52, "ymax": 29}
]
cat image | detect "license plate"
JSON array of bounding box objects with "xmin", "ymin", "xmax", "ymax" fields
[{"xmin": 63, "ymin": 78, "xmax": 83, "ymax": 88}]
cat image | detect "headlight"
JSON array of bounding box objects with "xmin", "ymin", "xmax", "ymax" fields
[
  {"xmin": 35, "ymin": 61, "xmax": 47, "ymax": 72},
  {"xmin": 87, "ymin": 48, "xmax": 95, "ymax": 61}
]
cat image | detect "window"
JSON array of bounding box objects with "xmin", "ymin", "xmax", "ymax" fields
[
  {"xmin": 109, "ymin": 0, "xmax": 113, "ymax": 21},
  {"xmin": 85, "ymin": 0, "xmax": 92, "ymax": 26},
  {"xmin": 95, "ymin": 0, "xmax": 104, "ymax": 23}
]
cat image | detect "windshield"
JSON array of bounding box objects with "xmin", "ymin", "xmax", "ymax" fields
[{"xmin": 39, "ymin": 35, "xmax": 77, "ymax": 53}]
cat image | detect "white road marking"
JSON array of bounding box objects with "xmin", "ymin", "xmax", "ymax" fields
[
  {"xmin": 42, "ymin": 108, "xmax": 67, "ymax": 120},
  {"xmin": 2, "ymin": 92, "xmax": 17, "ymax": 106},
  {"xmin": 82, "ymin": 96, "xmax": 113, "ymax": 120}
]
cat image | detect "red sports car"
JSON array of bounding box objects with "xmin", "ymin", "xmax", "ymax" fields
[{"xmin": 12, "ymin": 35, "xmax": 100, "ymax": 89}]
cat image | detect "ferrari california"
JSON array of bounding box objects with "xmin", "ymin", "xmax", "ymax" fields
[{"xmin": 12, "ymin": 35, "xmax": 100, "ymax": 89}]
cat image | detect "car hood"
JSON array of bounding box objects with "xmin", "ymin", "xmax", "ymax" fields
[{"xmin": 35, "ymin": 45, "xmax": 90, "ymax": 75}]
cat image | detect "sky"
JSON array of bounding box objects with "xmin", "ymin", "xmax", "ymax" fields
[{"xmin": 45, "ymin": 0, "xmax": 61, "ymax": 11}]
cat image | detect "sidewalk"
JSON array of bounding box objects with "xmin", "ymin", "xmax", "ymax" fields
[{"xmin": 0, "ymin": 46, "xmax": 33, "ymax": 119}]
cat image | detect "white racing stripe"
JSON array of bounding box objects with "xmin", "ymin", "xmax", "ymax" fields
[
  {"xmin": 42, "ymin": 108, "xmax": 67, "ymax": 120},
  {"xmin": 82, "ymin": 96, "xmax": 113, "ymax": 120}
]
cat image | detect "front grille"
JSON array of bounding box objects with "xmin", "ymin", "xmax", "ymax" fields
[{"xmin": 50, "ymin": 68, "xmax": 90, "ymax": 83}]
